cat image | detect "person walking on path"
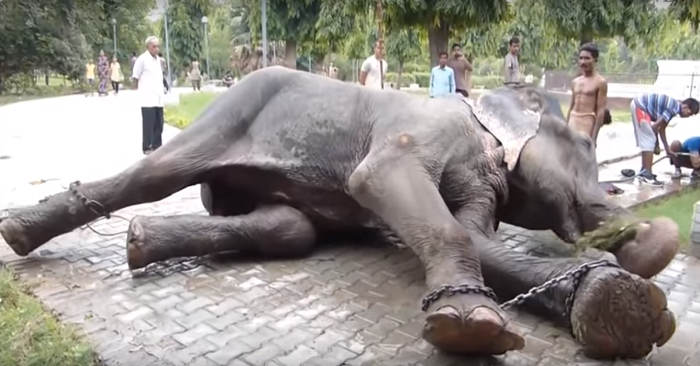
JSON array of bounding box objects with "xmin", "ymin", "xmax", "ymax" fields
[
  {"xmin": 429, "ymin": 52, "xmax": 456, "ymax": 98},
  {"xmin": 447, "ymin": 43, "xmax": 473, "ymax": 97},
  {"xmin": 132, "ymin": 36, "xmax": 165, "ymax": 155},
  {"xmin": 109, "ymin": 56, "xmax": 123, "ymax": 95},
  {"xmin": 189, "ymin": 59, "xmax": 202, "ymax": 91},
  {"xmin": 97, "ymin": 50, "xmax": 110, "ymax": 96},
  {"xmin": 359, "ymin": 40, "xmax": 388, "ymax": 89},
  {"xmin": 631, "ymin": 92, "xmax": 699, "ymax": 185},
  {"xmin": 85, "ymin": 59, "xmax": 96, "ymax": 97},
  {"xmin": 504, "ymin": 37, "xmax": 520, "ymax": 84}
]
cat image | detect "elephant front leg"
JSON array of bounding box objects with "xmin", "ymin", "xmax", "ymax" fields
[
  {"xmin": 348, "ymin": 155, "xmax": 524, "ymax": 355},
  {"xmin": 473, "ymin": 235, "xmax": 675, "ymax": 360}
]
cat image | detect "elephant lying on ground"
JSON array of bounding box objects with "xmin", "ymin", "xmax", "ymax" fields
[{"xmin": 0, "ymin": 67, "xmax": 677, "ymax": 359}]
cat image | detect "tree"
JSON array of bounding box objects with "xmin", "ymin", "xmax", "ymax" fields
[
  {"xmin": 522, "ymin": 0, "xmax": 660, "ymax": 47},
  {"xmin": 348, "ymin": 0, "xmax": 511, "ymax": 66},
  {"xmin": 77, "ymin": 0, "xmax": 156, "ymax": 59},
  {"xmin": 669, "ymin": 0, "xmax": 700, "ymax": 33},
  {"xmin": 162, "ymin": 0, "xmax": 213, "ymax": 76},
  {"xmin": 243, "ymin": 0, "xmax": 322, "ymax": 68},
  {"xmin": 0, "ymin": 0, "xmax": 89, "ymax": 93},
  {"xmin": 385, "ymin": 27, "xmax": 421, "ymax": 88},
  {"xmin": 462, "ymin": 1, "xmax": 577, "ymax": 71}
]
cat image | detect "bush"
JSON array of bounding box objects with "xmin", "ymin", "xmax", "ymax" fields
[
  {"xmin": 413, "ymin": 72, "xmax": 431, "ymax": 88},
  {"xmin": 385, "ymin": 72, "xmax": 416, "ymax": 88}
]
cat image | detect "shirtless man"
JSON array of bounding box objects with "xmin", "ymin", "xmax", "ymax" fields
[{"xmin": 566, "ymin": 43, "xmax": 608, "ymax": 145}]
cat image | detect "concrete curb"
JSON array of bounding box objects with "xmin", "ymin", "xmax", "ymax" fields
[{"xmin": 628, "ymin": 179, "xmax": 700, "ymax": 210}]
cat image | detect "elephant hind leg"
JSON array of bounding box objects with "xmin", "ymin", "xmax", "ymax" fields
[
  {"xmin": 0, "ymin": 148, "xmax": 212, "ymax": 256},
  {"xmin": 126, "ymin": 204, "xmax": 317, "ymax": 270}
]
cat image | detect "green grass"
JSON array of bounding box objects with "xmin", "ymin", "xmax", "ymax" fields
[
  {"xmin": 0, "ymin": 267, "xmax": 98, "ymax": 366},
  {"xmin": 634, "ymin": 188, "xmax": 700, "ymax": 249},
  {"xmin": 164, "ymin": 92, "xmax": 219, "ymax": 128}
]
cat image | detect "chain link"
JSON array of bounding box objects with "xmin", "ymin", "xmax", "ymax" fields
[
  {"xmin": 421, "ymin": 259, "xmax": 621, "ymax": 326},
  {"xmin": 422, "ymin": 284, "xmax": 499, "ymax": 312},
  {"xmin": 498, "ymin": 259, "xmax": 620, "ymax": 311}
]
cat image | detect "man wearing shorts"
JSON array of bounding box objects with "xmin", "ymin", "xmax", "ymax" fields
[
  {"xmin": 631, "ymin": 93, "xmax": 699, "ymax": 185},
  {"xmin": 669, "ymin": 137, "xmax": 700, "ymax": 178}
]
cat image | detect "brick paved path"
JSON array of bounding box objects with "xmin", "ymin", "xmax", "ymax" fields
[{"xmin": 1, "ymin": 94, "xmax": 699, "ymax": 366}]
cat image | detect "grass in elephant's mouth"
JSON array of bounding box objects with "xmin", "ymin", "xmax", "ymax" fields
[
  {"xmin": 633, "ymin": 188, "xmax": 700, "ymax": 249},
  {"xmin": 0, "ymin": 266, "xmax": 98, "ymax": 366}
]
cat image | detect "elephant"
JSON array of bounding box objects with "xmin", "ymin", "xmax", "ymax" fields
[{"xmin": 0, "ymin": 67, "xmax": 677, "ymax": 360}]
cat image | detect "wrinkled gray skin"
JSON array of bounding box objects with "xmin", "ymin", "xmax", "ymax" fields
[{"xmin": 0, "ymin": 67, "xmax": 677, "ymax": 359}]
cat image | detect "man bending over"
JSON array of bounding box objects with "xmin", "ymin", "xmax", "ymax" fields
[
  {"xmin": 566, "ymin": 43, "xmax": 608, "ymax": 145},
  {"xmin": 670, "ymin": 137, "xmax": 700, "ymax": 178},
  {"xmin": 631, "ymin": 93, "xmax": 699, "ymax": 185}
]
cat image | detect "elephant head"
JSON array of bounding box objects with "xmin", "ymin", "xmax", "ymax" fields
[{"xmin": 490, "ymin": 85, "xmax": 678, "ymax": 279}]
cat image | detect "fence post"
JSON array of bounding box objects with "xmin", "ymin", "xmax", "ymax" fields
[{"xmin": 691, "ymin": 73, "xmax": 696, "ymax": 99}]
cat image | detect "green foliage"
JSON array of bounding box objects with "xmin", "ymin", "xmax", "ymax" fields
[
  {"xmin": 0, "ymin": 0, "xmax": 89, "ymax": 91},
  {"xmin": 524, "ymin": 0, "xmax": 660, "ymax": 46},
  {"xmin": 162, "ymin": 0, "xmax": 213, "ymax": 75},
  {"xmin": 669, "ymin": 0, "xmax": 700, "ymax": 33},
  {"xmin": 385, "ymin": 27, "xmax": 422, "ymax": 67}
]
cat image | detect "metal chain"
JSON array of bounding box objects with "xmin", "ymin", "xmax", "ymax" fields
[
  {"xmin": 422, "ymin": 284, "xmax": 498, "ymax": 312},
  {"xmin": 421, "ymin": 259, "xmax": 621, "ymax": 321},
  {"xmin": 499, "ymin": 259, "xmax": 620, "ymax": 311}
]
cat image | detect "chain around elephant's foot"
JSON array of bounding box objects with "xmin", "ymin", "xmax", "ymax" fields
[
  {"xmin": 570, "ymin": 266, "xmax": 675, "ymax": 359},
  {"xmin": 421, "ymin": 284, "xmax": 525, "ymax": 355}
]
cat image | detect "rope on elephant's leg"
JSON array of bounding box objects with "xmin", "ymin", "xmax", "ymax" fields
[{"xmin": 79, "ymin": 214, "xmax": 131, "ymax": 237}]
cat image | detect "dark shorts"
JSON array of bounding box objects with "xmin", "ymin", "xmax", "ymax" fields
[
  {"xmin": 672, "ymin": 146, "xmax": 694, "ymax": 167},
  {"xmin": 456, "ymin": 89, "xmax": 469, "ymax": 97},
  {"xmin": 87, "ymin": 78, "xmax": 94, "ymax": 86}
]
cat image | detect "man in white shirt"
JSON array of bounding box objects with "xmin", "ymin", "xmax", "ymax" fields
[
  {"xmin": 359, "ymin": 40, "xmax": 388, "ymax": 89},
  {"xmin": 132, "ymin": 36, "xmax": 165, "ymax": 155}
]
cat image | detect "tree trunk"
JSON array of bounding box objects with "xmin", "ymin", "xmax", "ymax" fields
[
  {"xmin": 44, "ymin": 70, "xmax": 50, "ymax": 86},
  {"xmin": 314, "ymin": 54, "xmax": 326, "ymax": 74},
  {"xmin": 428, "ymin": 21, "xmax": 450, "ymax": 67},
  {"xmin": 284, "ymin": 40, "xmax": 297, "ymax": 69},
  {"xmin": 579, "ymin": 32, "xmax": 593, "ymax": 46},
  {"xmin": 0, "ymin": 75, "xmax": 4, "ymax": 95},
  {"xmin": 396, "ymin": 60, "xmax": 404, "ymax": 89}
]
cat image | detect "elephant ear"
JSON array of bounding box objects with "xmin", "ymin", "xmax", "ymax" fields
[{"xmin": 465, "ymin": 87, "xmax": 541, "ymax": 171}]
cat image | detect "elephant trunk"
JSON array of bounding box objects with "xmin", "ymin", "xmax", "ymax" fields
[{"xmin": 576, "ymin": 199, "xmax": 679, "ymax": 279}]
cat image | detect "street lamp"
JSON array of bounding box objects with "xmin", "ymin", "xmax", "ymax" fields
[
  {"xmin": 261, "ymin": 0, "xmax": 268, "ymax": 68},
  {"xmin": 163, "ymin": 1, "xmax": 172, "ymax": 86},
  {"xmin": 111, "ymin": 18, "xmax": 117, "ymax": 55},
  {"xmin": 202, "ymin": 16, "xmax": 211, "ymax": 78}
]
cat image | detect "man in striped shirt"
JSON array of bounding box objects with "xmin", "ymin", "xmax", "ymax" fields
[{"xmin": 631, "ymin": 93, "xmax": 699, "ymax": 185}]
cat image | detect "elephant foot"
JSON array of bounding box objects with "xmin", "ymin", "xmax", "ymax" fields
[
  {"xmin": 126, "ymin": 216, "xmax": 152, "ymax": 270},
  {"xmin": 613, "ymin": 217, "xmax": 679, "ymax": 279},
  {"xmin": 422, "ymin": 291, "xmax": 525, "ymax": 355},
  {"xmin": 571, "ymin": 266, "xmax": 675, "ymax": 359},
  {"xmin": 0, "ymin": 209, "xmax": 36, "ymax": 256}
]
